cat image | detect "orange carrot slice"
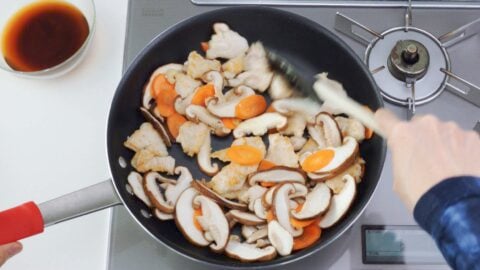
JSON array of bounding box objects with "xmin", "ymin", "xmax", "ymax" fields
[
  {"xmin": 293, "ymin": 222, "xmax": 322, "ymax": 251},
  {"xmin": 151, "ymin": 74, "xmax": 175, "ymax": 98},
  {"xmin": 266, "ymin": 209, "xmax": 275, "ymax": 222},
  {"xmin": 191, "ymin": 84, "xmax": 215, "ymax": 106},
  {"xmin": 193, "ymin": 208, "xmax": 203, "ymax": 231},
  {"xmin": 235, "ymin": 95, "xmax": 267, "ymax": 120},
  {"xmin": 290, "ymin": 203, "xmax": 317, "ymax": 228},
  {"xmin": 260, "ymin": 181, "xmax": 277, "ymax": 188},
  {"xmin": 226, "ymin": 145, "xmax": 263, "ymax": 165},
  {"xmin": 201, "ymin": 42, "xmax": 209, "ymax": 52},
  {"xmin": 167, "ymin": 113, "xmax": 187, "ymax": 138},
  {"xmin": 301, "ymin": 149, "xmax": 335, "ymax": 173},
  {"xmin": 152, "ymin": 74, "xmax": 178, "ymax": 117},
  {"xmin": 258, "ymin": 160, "xmax": 276, "ymax": 171},
  {"xmin": 221, "ymin": 117, "xmax": 241, "ymax": 130}
]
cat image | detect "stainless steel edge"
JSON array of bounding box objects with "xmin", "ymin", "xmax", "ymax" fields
[
  {"xmin": 191, "ymin": 0, "xmax": 480, "ymax": 8},
  {"xmin": 38, "ymin": 180, "xmax": 121, "ymax": 227}
]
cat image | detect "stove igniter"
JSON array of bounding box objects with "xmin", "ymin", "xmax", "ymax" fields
[{"xmin": 388, "ymin": 40, "xmax": 429, "ymax": 82}]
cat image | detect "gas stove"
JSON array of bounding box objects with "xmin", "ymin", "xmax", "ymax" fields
[{"xmin": 107, "ymin": 1, "xmax": 480, "ymax": 269}]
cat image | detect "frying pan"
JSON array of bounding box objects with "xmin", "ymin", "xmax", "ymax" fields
[{"xmin": 0, "ymin": 6, "xmax": 386, "ymax": 268}]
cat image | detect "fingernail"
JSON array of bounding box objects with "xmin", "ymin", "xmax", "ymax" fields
[{"xmin": 6, "ymin": 243, "xmax": 22, "ymax": 257}]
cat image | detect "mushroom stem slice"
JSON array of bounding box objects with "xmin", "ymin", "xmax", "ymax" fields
[
  {"xmin": 228, "ymin": 210, "xmax": 266, "ymax": 226},
  {"xmin": 225, "ymin": 236, "xmax": 277, "ymax": 262},
  {"xmin": 319, "ymin": 175, "xmax": 356, "ymax": 229},
  {"xmin": 164, "ymin": 166, "xmax": 193, "ymax": 206},
  {"xmin": 233, "ymin": 113, "xmax": 287, "ymax": 138},
  {"xmin": 127, "ymin": 171, "xmax": 151, "ymax": 207},
  {"xmin": 291, "ymin": 183, "xmax": 331, "ymax": 220},
  {"xmin": 143, "ymin": 172, "xmax": 174, "ymax": 213},
  {"xmin": 197, "ymin": 133, "xmax": 219, "ymax": 176},
  {"xmin": 174, "ymin": 188, "xmax": 210, "ymax": 246},
  {"xmin": 272, "ymin": 183, "xmax": 303, "ymax": 237},
  {"xmin": 248, "ymin": 166, "xmax": 306, "ymax": 186},
  {"xmin": 193, "ymin": 195, "xmax": 230, "ymax": 252},
  {"xmin": 268, "ymin": 220, "xmax": 294, "ymax": 256},
  {"xmin": 246, "ymin": 227, "xmax": 268, "ymax": 244}
]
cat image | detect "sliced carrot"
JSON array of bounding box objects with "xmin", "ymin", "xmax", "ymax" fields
[
  {"xmin": 151, "ymin": 74, "xmax": 175, "ymax": 98},
  {"xmin": 266, "ymin": 103, "xmax": 276, "ymax": 113},
  {"xmin": 266, "ymin": 209, "xmax": 275, "ymax": 222},
  {"xmin": 301, "ymin": 149, "xmax": 335, "ymax": 173},
  {"xmin": 193, "ymin": 207, "xmax": 203, "ymax": 231},
  {"xmin": 221, "ymin": 117, "xmax": 241, "ymax": 130},
  {"xmin": 226, "ymin": 145, "xmax": 263, "ymax": 165},
  {"xmin": 290, "ymin": 203, "xmax": 317, "ymax": 228},
  {"xmin": 167, "ymin": 113, "xmax": 187, "ymax": 138},
  {"xmin": 235, "ymin": 95, "xmax": 267, "ymax": 120},
  {"xmin": 260, "ymin": 181, "xmax": 277, "ymax": 188},
  {"xmin": 191, "ymin": 84, "xmax": 215, "ymax": 106},
  {"xmin": 293, "ymin": 222, "xmax": 322, "ymax": 251},
  {"xmin": 201, "ymin": 42, "xmax": 209, "ymax": 52},
  {"xmin": 258, "ymin": 159, "xmax": 276, "ymax": 171}
]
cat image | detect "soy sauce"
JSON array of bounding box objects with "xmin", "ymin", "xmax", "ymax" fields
[{"xmin": 1, "ymin": 1, "xmax": 89, "ymax": 72}]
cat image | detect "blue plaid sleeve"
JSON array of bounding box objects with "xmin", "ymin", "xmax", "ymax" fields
[{"xmin": 414, "ymin": 176, "xmax": 480, "ymax": 270}]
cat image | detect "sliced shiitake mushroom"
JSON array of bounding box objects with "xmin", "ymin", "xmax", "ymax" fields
[
  {"xmin": 140, "ymin": 107, "xmax": 172, "ymax": 147},
  {"xmin": 233, "ymin": 113, "xmax": 287, "ymax": 138},
  {"xmin": 228, "ymin": 210, "xmax": 266, "ymax": 226},
  {"xmin": 197, "ymin": 133, "xmax": 219, "ymax": 176},
  {"xmin": 241, "ymin": 225, "xmax": 258, "ymax": 239},
  {"xmin": 205, "ymin": 86, "xmax": 255, "ymax": 118},
  {"xmin": 193, "ymin": 195, "xmax": 230, "ymax": 252},
  {"xmin": 142, "ymin": 63, "xmax": 184, "ymax": 108},
  {"xmin": 143, "ymin": 172, "xmax": 174, "ymax": 213},
  {"xmin": 127, "ymin": 171, "xmax": 151, "ymax": 207},
  {"xmin": 319, "ymin": 175, "xmax": 356, "ymax": 229},
  {"xmin": 246, "ymin": 227, "xmax": 268, "ymax": 244},
  {"xmin": 272, "ymin": 183, "xmax": 303, "ymax": 237},
  {"xmin": 268, "ymin": 220, "xmax": 293, "ymax": 256},
  {"xmin": 272, "ymin": 97, "xmax": 322, "ymax": 122},
  {"xmin": 225, "ymin": 235, "xmax": 277, "ymax": 262},
  {"xmin": 174, "ymin": 187, "xmax": 210, "ymax": 246},
  {"xmin": 315, "ymin": 112, "xmax": 343, "ymax": 147},
  {"xmin": 238, "ymin": 185, "xmax": 267, "ymax": 211},
  {"xmin": 154, "ymin": 209, "xmax": 173, "ymax": 220},
  {"xmin": 248, "ymin": 166, "xmax": 306, "ymax": 186},
  {"xmin": 291, "ymin": 183, "xmax": 331, "ymax": 220},
  {"xmin": 192, "ymin": 180, "xmax": 248, "ymax": 211},
  {"xmin": 164, "ymin": 166, "xmax": 193, "ymax": 206}
]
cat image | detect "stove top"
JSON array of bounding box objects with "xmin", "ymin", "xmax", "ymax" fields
[{"xmin": 107, "ymin": 1, "xmax": 480, "ymax": 269}]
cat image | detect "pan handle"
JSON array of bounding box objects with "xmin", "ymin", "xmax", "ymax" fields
[{"xmin": 0, "ymin": 180, "xmax": 121, "ymax": 245}]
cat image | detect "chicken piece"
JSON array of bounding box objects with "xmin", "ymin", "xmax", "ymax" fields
[
  {"xmin": 131, "ymin": 149, "xmax": 175, "ymax": 174},
  {"xmin": 297, "ymin": 138, "xmax": 318, "ymax": 156},
  {"xmin": 269, "ymin": 74, "xmax": 294, "ymax": 100},
  {"xmin": 315, "ymin": 73, "xmax": 348, "ymax": 115},
  {"xmin": 176, "ymin": 121, "xmax": 210, "ymax": 156},
  {"xmin": 211, "ymin": 136, "xmax": 267, "ymax": 162},
  {"xmin": 186, "ymin": 51, "xmax": 221, "ymax": 79},
  {"xmin": 335, "ymin": 116, "xmax": 366, "ymax": 142},
  {"xmin": 265, "ymin": 134, "xmax": 299, "ymax": 168},
  {"xmin": 244, "ymin": 42, "xmax": 270, "ymax": 72},
  {"xmin": 228, "ymin": 71, "xmax": 273, "ymax": 93},
  {"xmin": 222, "ymin": 54, "xmax": 244, "ymax": 79},
  {"xmin": 206, "ymin": 23, "xmax": 249, "ymax": 60},
  {"xmin": 124, "ymin": 122, "xmax": 168, "ymax": 157},
  {"xmin": 207, "ymin": 163, "xmax": 257, "ymax": 198},
  {"xmin": 279, "ymin": 113, "xmax": 306, "ymax": 138},
  {"xmin": 175, "ymin": 73, "xmax": 202, "ymax": 98}
]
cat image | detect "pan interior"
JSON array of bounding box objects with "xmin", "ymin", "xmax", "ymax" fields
[{"xmin": 107, "ymin": 6, "xmax": 385, "ymax": 268}]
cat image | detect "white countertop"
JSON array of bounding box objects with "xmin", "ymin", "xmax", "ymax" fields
[{"xmin": 0, "ymin": 1, "xmax": 128, "ymax": 269}]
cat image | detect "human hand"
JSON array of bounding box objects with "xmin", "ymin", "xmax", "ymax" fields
[
  {"xmin": 375, "ymin": 109, "xmax": 480, "ymax": 211},
  {"xmin": 0, "ymin": 242, "xmax": 22, "ymax": 267}
]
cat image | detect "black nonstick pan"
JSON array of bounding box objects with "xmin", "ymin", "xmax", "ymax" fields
[{"xmin": 0, "ymin": 6, "xmax": 386, "ymax": 268}]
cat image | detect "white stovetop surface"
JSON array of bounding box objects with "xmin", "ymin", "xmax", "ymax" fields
[{"xmin": 0, "ymin": 1, "xmax": 128, "ymax": 269}]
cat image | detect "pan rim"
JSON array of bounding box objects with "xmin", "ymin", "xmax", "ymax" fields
[{"xmin": 106, "ymin": 5, "xmax": 387, "ymax": 268}]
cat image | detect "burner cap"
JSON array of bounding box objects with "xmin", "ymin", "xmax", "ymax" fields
[{"xmin": 365, "ymin": 27, "xmax": 450, "ymax": 106}]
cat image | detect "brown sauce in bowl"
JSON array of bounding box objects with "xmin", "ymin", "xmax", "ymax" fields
[{"xmin": 1, "ymin": 1, "xmax": 89, "ymax": 72}]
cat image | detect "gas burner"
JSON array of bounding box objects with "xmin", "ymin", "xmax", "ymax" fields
[{"xmin": 335, "ymin": 0, "xmax": 480, "ymax": 118}]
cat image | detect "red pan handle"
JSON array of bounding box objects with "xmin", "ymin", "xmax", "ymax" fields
[
  {"xmin": 0, "ymin": 202, "xmax": 44, "ymax": 245},
  {"xmin": 0, "ymin": 180, "xmax": 121, "ymax": 245}
]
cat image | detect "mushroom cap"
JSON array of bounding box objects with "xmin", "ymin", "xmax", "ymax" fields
[
  {"xmin": 319, "ymin": 175, "xmax": 356, "ymax": 228},
  {"xmin": 248, "ymin": 166, "xmax": 306, "ymax": 186},
  {"xmin": 225, "ymin": 236, "xmax": 277, "ymax": 262},
  {"xmin": 174, "ymin": 187, "xmax": 210, "ymax": 246},
  {"xmin": 268, "ymin": 220, "xmax": 294, "ymax": 256},
  {"xmin": 193, "ymin": 195, "xmax": 230, "ymax": 252},
  {"xmin": 192, "ymin": 180, "xmax": 248, "ymax": 211},
  {"xmin": 233, "ymin": 113, "xmax": 287, "ymax": 138},
  {"xmin": 291, "ymin": 183, "xmax": 331, "ymax": 220}
]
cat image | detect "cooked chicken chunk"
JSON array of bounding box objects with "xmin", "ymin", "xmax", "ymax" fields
[
  {"xmin": 131, "ymin": 149, "xmax": 175, "ymax": 174},
  {"xmin": 175, "ymin": 73, "xmax": 202, "ymax": 98},
  {"xmin": 186, "ymin": 51, "xmax": 221, "ymax": 79},
  {"xmin": 176, "ymin": 121, "xmax": 210, "ymax": 156},
  {"xmin": 206, "ymin": 23, "xmax": 249, "ymax": 60},
  {"xmin": 222, "ymin": 55, "xmax": 244, "ymax": 79},
  {"xmin": 335, "ymin": 116, "xmax": 366, "ymax": 142},
  {"xmin": 208, "ymin": 163, "xmax": 257, "ymax": 198},
  {"xmin": 124, "ymin": 122, "xmax": 168, "ymax": 157},
  {"xmin": 265, "ymin": 134, "xmax": 299, "ymax": 168}
]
